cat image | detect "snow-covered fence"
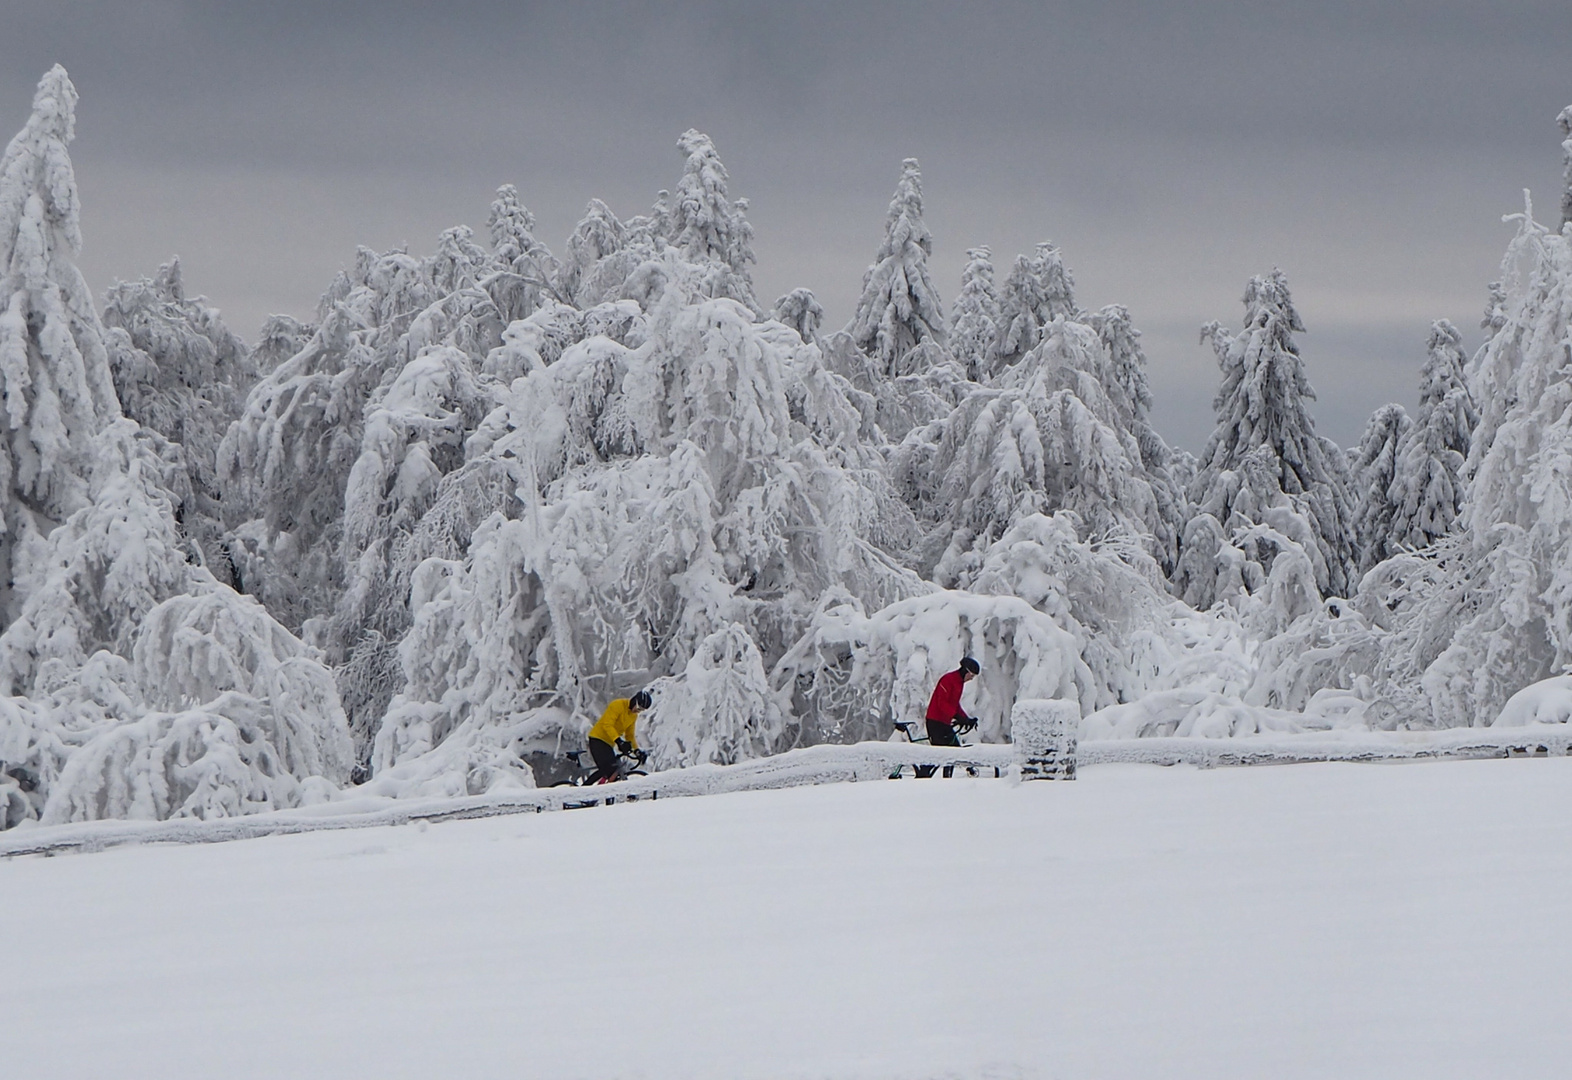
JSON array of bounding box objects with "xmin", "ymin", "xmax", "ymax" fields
[
  {"xmin": 11, "ymin": 722, "xmax": 1572, "ymax": 859},
  {"xmin": 1013, "ymin": 698, "xmax": 1079, "ymax": 780},
  {"xmin": 1079, "ymin": 725, "xmax": 1572, "ymax": 768},
  {"xmin": 0, "ymin": 741, "xmax": 1018, "ymax": 858}
]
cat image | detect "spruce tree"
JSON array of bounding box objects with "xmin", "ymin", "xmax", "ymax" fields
[
  {"xmin": 558, "ymin": 198, "xmax": 626, "ymax": 306},
  {"xmin": 1350, "ymin": 403, "xmax": 1412, "ymax": 574},
  {"xmin": 949, "ymin": 246, "xmax": 1001, "ymax": 380},
  {"xmin": 0, "ymin": 65, "xmax": 121, "ymax": 564},
  {"xmin": 1181, "ymin": 270, "xmax": 1356, "ymax": 601},
  {"xmin": 847, "ymin": 158, "xmax": 946, "ymax": 376},
  {"xmin": 667, "ymin": 130, "xmax": 758, "ymax": 312},
  {"xmin": 486, "ymin": 184, "xmax": 559, "ymax": 320},
  {"xmin": 772, "ymin": 287, "xmax": 824, "ymax": 343},
  {"xmin": 103, "ymin": 257, "xmax": 254, "ymax": 580},
  {"xmin": 995, "ymin": 242, "xmax": 1078, "ymax": 368},
  {"xmin": 1386, "ymin": 320, "xmax": 1476, "ymax": 552},
  {"xmin": 1089, "ymin": 304, "xmax": 1154, "ymax": 429},
  {"xmin": 1397, "ymin": 196, "xmax": 1572, "ymax": 726}
]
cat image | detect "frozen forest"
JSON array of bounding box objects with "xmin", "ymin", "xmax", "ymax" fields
[{"xmin": 4, "ymin": 65, "xmax": 1572, "ymax": 830}]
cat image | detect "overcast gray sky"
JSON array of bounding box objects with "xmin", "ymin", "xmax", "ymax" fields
[{"xmin": 4, "ymin": 1, "xmax": 1568, "ymax": 450}]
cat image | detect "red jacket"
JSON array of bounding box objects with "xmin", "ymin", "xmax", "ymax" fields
[{"xmin": 925, "ymin": 669, "xmax": 971, "ymax": 723}]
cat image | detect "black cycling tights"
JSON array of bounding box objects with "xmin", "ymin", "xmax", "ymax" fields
[{"xmin": 587, "ymin": 737, "xmax": 620, "ymax": 784}]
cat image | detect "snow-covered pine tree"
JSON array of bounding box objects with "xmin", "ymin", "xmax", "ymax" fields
[
  {"xmin": 994, "ymin": 242, "xmax": 1078, "ymax": 368},
  {"xmin": 223, "ymin": 207, "xmax": 536, "ymax": 644},
  {"xmin": 103, "ymin": 258, "xmax": 254, "ymax": 581},
  {"xmin": 847, "ymin": 158, "xmax": 946, "ymax": 376},
  {"xmin": 1386, "ymin": 319, "xmax": 1476, "ymax": 552},
  {"xmin": 558, "ymin": 198, "xmax": 629, "ymax": 307},
  {"xmin": 217, "ymin": 306, "xmax": 377, "ymax": 632},
  {"xmin": 892, "ymin": 304, "xmax": 1185, "ymax": 584},
  {"xmin": 1088, "ymin": 304, "xmax": 1152, "ymax": 428},
  {"xmin": 1389, "ymin": 193, "xmax": 1572, "ymax": 727},
  {"xmin": 624, "ymin": 189, "xmax": 671, "ymax": 251},
  {"xmin": 0, "ymin": 65, "xmax": 122, "ymax": 614},
  {"xmin": 1350, "ymin": 403, "xmax": 1412, "ymax": 575},
  {"xmin": 772, "ymin": 288, "xmax": 824, "ymax": 344},
  {"xmin": 250, "ymin": 314, "xmax": 314, "ymax": 376},
  {"xmin": 1177, "ymin": 269, "xmax": 1356, "ymax": 607},
  {"xmin": 486, "ymin": 184, "xmax": 560, "ymax": 322},
  {"xmin": 949, "ymin": 246, "xmax": 1001, "ymax": 380},
  {"xmin": 667, "ymin": 130, "xmax": 758, "ymax": 313},
  {"xmin": 0, "ymin": 68, "xmax": 352, "ymax": 828}
]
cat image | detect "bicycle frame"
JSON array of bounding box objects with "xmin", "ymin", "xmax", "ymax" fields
[
  {"xmin": 550, "ymin": 748, "xmax": 648, "ymax": 788},
  {"xmin": 889, "ymin": 721, "xmax": 997, "ymax": 778}
]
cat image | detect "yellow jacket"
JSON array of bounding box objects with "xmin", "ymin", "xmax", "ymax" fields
[{"xmin": 588, "ymin": 698, "xmax": 639, "ymax": 750}]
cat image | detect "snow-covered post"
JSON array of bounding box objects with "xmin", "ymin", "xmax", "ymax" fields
[{"xmin": 1012, "ymin": 698, "xmax": 1079, "ymax": 780}]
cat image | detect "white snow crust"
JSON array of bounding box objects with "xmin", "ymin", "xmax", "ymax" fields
[{"xmin": 5, "ymin": 759, "xmax": 1571, "ymax": 1079}]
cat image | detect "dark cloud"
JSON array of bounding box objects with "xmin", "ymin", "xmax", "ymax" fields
[{"xmin": 2, "ymin": 1, "xmax": 1568, "ymax": 449}]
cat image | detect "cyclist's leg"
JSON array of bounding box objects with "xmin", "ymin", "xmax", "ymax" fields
[
  {"xmin": 586, "ymin": 737, "xmax": 619, "ymax": 784},
  {"xmin": 927, "ymin": 720, "xmax": 960, "ymax": 777}
]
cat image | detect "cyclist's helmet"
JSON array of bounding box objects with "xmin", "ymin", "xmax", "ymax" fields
[
  {"xmin": 958, "ymin": 657, "xmax": 980, "ymax": 676},
  {"xmin": 630, "ymin": 689, "xmax": 653, "ymax": 711}
]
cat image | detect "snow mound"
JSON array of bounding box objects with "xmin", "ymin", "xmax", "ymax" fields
[
  {"xmin": 1493, "ymin": 675, "xmax": 1572, "ymax": 727},
  {"xmin": 1081, "ymin": 686, "xmax": 1378, "ymax": 740}
]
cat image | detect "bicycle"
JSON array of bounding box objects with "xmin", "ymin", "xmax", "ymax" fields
[
  {"xmin": 889, "ymin": 720, "xmax": 997, "ymax": 779},
  {"xmin": 549, "ymin": 746, "xmax": 649, "ymax": 788}
]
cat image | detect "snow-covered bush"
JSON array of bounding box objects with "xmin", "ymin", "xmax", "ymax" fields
[
  {"xmin": 37, "ymin": 588, "xmax": 353, "ymax": 825},
  {"xmin": 642, "ymin": 623, "xmax": 783, "ymax": 768},
  {"xmin": 964, "ymin": 513, "xmax": 1191, "ymax": 712},
  {"xmin": 772, "ymin": 588, "xmax": 1090, "ymax": 746}
]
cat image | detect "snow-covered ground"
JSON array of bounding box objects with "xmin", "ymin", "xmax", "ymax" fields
[{"xmin": 7, "ymin": 759, "xmax": 1571, "ymax": 1080}]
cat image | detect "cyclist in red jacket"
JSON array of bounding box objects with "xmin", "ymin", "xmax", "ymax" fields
[{"xmin": 922, "ymin": 657, "xmax": 980, "ymax": 777}]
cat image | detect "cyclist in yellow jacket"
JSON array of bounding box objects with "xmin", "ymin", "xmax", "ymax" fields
[{"xmin": 585, "ymin": 689, "xmax": 650, "ymax": 784}]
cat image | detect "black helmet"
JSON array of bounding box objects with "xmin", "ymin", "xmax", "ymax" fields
[
  {"xmin": 630, "ymin": 689, "xmax": 652, "ymax": 711},
  {"xmin": 958, "ymin": 657, "xmax": 980, "ymax": 676}
]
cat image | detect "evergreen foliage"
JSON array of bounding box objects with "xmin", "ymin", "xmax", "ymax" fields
[
  {"xmin": 1386, "ymin": 320, "xmax": 1476, "ymax": 553},
  {"xmin": 995, "ymin": 243, "xmax": 1078, "ymax": 368},
  {"xmin": 1350, "ymin": 403, "xmax": 1412, "ymax": 575},
  {"xmin": 847, "ymin": 159, "xmax": 946, "ymax": 376},
  {"xmin": 948, "ymin": 246, "xmax": 1000, "ymax": 380},
  {"xmin": 1178, "ymin": 270, "xmax": 1356, "ymax": 607}
]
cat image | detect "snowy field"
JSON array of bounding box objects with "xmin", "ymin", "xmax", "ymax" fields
[{"xmin": 7, "ymin": 758, "xmax": 1571, "ymax": 1080}]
